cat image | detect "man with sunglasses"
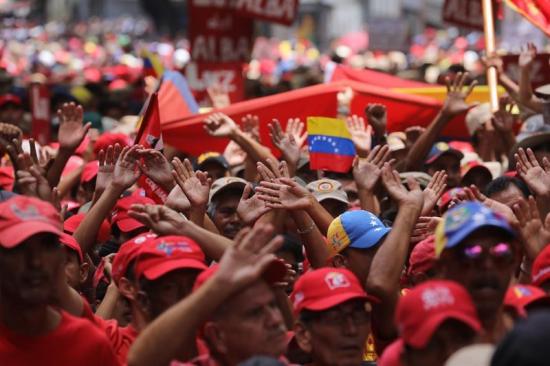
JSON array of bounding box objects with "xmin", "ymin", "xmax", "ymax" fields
[
  {"xmin": 291, "ymin": 267, "xmax": 378, "ymax": 366},
  {"xmin": 434, "ymin": 201, "xmax": 520, "ymax": 343}
]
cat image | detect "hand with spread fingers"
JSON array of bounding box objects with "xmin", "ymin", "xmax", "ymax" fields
[
  {"xmin": 96, "ymin": 144, "xmax": 121, "ymax": 195},
  {"xmin": 515, "ymin": 147, "xmax": 550, "ymax": 198},
  {"xmin": 57, "ymin": 102, "xmax": 91, "ymax": 152},
  {"xmin": 441, "ymin": 72, "xmax": 478, "ymax": 117},
  {"xmin": 241, "ymin": 114, "xmax": 260, "ymax": 142},
  {"xmin": 381, "ymin": 162, "xmax": 424, "ymax": 210},
  {"xmin": 237, "ymin": 183, "xmax": 271, "ymax": 225},
  {"xmin": 268, "ymin": 119, "xmax": 300, "ymax": 167},
  {"xmin": 112, "ymin": 145, "xmax": 142, "ymax": 190},
  {"xmin": 256, "ymin": 177, "xmax": 312, "ymax": 211},
  {"xmin": 128, "ymin": 204, "xmax": 188, "ymax": 236},
  {"xmin": 518, "ymin": 42, "xmax": 537, "ymax": 70},
  {"xmin": 172, "ymin": 157, "xmax": 211, "ymax": 208},
  {"xmin": 512, "ymin": 196, "xmax": 550, "ymax": 260},
  {"xmin": 165, "ymin": 185, "xmax": 192, "ymax": 213},
  {"xmin": 140, "ymin": 148, "xmax": 175, "ymax": 192},
  {"xmin": 346, "ymin": 114, "xmax": 372, "ymax": 158},
  {"xmin": 421, "ymin": 170, "xmax": 447, "ymax": 216},
  {"xmin": 285, "ymin": 118, "xmax": 307, "ymax": 148},
  {"xmin": 411, "ymin": 216, "xmax": 442, "ymax": 244},
  {"xmin": 352, "ymin": 145, "xmax": 392, "ymax": 191},
  {"xmin": 462, "ymin": 185, "xmax": 519, "ymax": 227}
]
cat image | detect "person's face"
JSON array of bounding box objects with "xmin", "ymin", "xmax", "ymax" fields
[
  {"xmin": 333, "ymin": 247, "xmax": 378, "ymax": 286},
  {"xmin": 438, "ymin": 229, "xmax": 519, "ymax": 318},
  {"xmin": 202, "ymin": 162, "xmax": 228, "ymax": 181},
  {"xmin": 64, "ymin": 249, "xmax": 88, "ymax": 291},
  {"xmin": 321, "ymin": 199, "xmax": 349, "ymax": 218},
  {"xmin": 296, "ymin": 299, "xmax": 371, "ymax": 366},
  {"xmin": 489, "ymin": 185, "xmax": 524, "ymax": 207},
  {"xmin": 206, "ymin": 281, "xmax": 287, "ymax": 364},
  {"xmin": 145, "ymin": 269, "xmax": 200, "ymax": 319},
  {"xmin": 427, "ymin": 155, "xmax": 461, "ymax": 188},
  {"xmin": 212, "ymin": 191, "xmax": 243, "ymax": 239},
  {"xmin": 0, "ymin": 233, "xmax": 65, "ymax": 306},
  {"xmin": 461, "ymin": 171, "xmax": 492, "ymax": 192},
  {"xmin": 0, "ymin": 104, "xmax": 24, "ymax": 125}
]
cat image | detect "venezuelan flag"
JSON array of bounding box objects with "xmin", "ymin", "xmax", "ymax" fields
[
  {"xmin": 307, "ymin": 116, "xmax": 356, "ymax": 173},
  {"xmin": 142, "ymin": 49, "xmax": 164, "ymax": 78}
]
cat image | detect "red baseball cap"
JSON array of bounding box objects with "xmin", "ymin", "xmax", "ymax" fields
[
  {"xmin": 0, "ymin": 166, "xmax": 14, "ymax": 191},
  {"xmin": 438, "ymin": 187, "xmax": 465, "ymax": 211},
  {"xmin": 0, "ymin": 196, "xmax": 63, "ymax": 248},
  {"xmin": 532, "ymin": 245, "xmax": 550, "ymax": 287},
  {"xmin": 111, "ymin": 196, "xmax": 155, "ymax": 233},
  {"xmin": 93, "ymin": 133, "xmax": 130, "ymax": 155},
  {"xmin": 59, "ymin": 233, "xmax": 83, "ymax": 263},
  {"xmin": 193, "ymin": 259, "xmax": 288, "ymax": 292},
  {"xmin": 504, "ymin": 284, "xmax": 550, "ymax": 318},
  {"xmin": 0, "ymin": 94, "xmax": 22, "ymax": 108},
  {"xmin": 290, "ymin": 268, "xmax": 377, "ymax": 315},
  {"xmin": 64, "ymin": 213, "xmax": 110, "ymax": 243},
  {"xmin": 81, "ymin": 160, "xmax": 99, "ymax": 184},
  {"xmin": 407, "ymin": 236, "xmax": 436, "ymax": 277},
  {"xmin": 112, "ymin": 232, "xmax": 158, "ymax": 284},
  {"xmin": 378, "ymin": 339, "xmax": 404, "ymax": 366},
  {"xmin": 134, "ymin": 236, "xmax": 208, "ymax": 281},
  {"xmin": 396, "ymin": 280, "xmax": 481, "ymax": 348}
]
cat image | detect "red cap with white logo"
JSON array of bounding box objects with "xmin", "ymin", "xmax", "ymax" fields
[
  {"xmin": 396, "ymin": 280, "xmax": 481, "ymax": 348},
  {"xmin": 290, "ymin": 267, "xmax": 377, "ymax": 315}
]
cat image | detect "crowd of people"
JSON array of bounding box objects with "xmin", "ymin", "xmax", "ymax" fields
[{"xmin": 1, "ymin": 11, "xmax": 550, "ymax": 366}]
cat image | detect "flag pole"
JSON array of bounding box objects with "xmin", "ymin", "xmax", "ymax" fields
[{"xmin": 482, "ymin": 0, "xmax": 499, "ymax": 112}]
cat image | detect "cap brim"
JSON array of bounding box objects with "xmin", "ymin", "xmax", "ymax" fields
[
  {"xmin": 445, "ymin": 221, "xmax": 516, "ymax": 249},
  {"xmin": 210, "ymin": 181, "xmax": 246, "ymax": 202},
  {"xmin": 0, "ymin": 222, "xmax": 62, "ymax": 248},
  {"xmin": 426, "ymin": 149, "xmax": 464, "ymax": 165},
  {"xmin": 317, "ymin": 195, "xmax": 349, "ymax": 205},
  {"xmin": 115, "ymin": 218, "xmax": 145, "ymax": 233},
  {"xmin": 406, "ymin": 311, "xmax": 481, "ymax": 348},
  {"xmin": 350, "ymin": 227, "xmax": 390, "ymax": 250},
  {"xmin": 142, "ymin": 259, "xmax": 207, "ymax": 280}
]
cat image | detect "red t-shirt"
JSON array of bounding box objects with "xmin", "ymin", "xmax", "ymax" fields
[
  {"xmin": 93, "ymin": 315, "xmax": 138, "ymax": 364},
  {"xmin": 0, "ymin": 310, "xmax": 120, "ymax": 366}
]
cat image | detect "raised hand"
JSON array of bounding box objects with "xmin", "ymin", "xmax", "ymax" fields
[
  {"xmin": 57, "ymin": 102, "xmax": 91, "ymax": 151},
  {"xmin": 346, "ymin": 114, "xmax": 372, "ymax": 158},
  {"xmin": 165, "ymin": 185, "xmax": 192, "ymax": 213},
  {"xmin": 128, "ymin": 204, "xmax": 188, "ymax": 236},
  {"xmin": 237, "ymin": 183, "xmax": 271, "ymax": 225},
  {"xmin": 204, "ymin": 112, "xmax": 239, "ymax": 138},
  {"xmin": 421, "ymin": 170, "xmax": 447, "ymax": 216},
  {"xmin": 512, "ymin": 196, "xmax": 550, "ymax": 260},
  {"xmin": 492, "ymin": 103, "xmax": 515, "ymax": 133},
  {"xmin": 0, "ymin": 122, "xmax": 22, "ymax": 158},
  {"xmin": 172, "ymin": 157, "xmax": 211, "ymax": 207},
  {"xmin": 96, "ymin": 144, "xmax": 121, "ymax": 195},
  {"xmin": 214, "ymin": 224, "xmax": 283, "ymax": 289},
  {"xmin": 518, "ymin": 43, "xmax": 537, "ymax": 70},
  {"xmin": 241, "ymin": 114, "xmax": 260, "ymax": 142},
  {"xmin": 411, "ymin": 216, "xmax": 441, "ymax": 244},
  {"xmin": 352, "ymin": 145, "xmax": 392, "ymax": 191},
  {"xmin": 442, "ymin": 72, "xmax": 478, "ymax": 117},
  {"xmin": 15, "ymin": 153, "xmax": 52, "ymax": 202},
  {"xmin": 515, "ymin": 148, "xmax": 550, "ymax": 198},
  {"xmin": 285, "ymin": 118, "xmax": 307, "ymax": 147},
  {"xmin": 112, "ymin": 145, "xmax": 142, "ymax": 190},
  {"xmin": 256, "ymin": 177, "xmax": 312, "ymax": 210},
  {"xmin": 268, "ymin": 119, "xmax": 300, "ymax": 166},
  {"xmin": 463, "ymin": 185, "xmax": 518, "ymax": 226},
  {"xmin": 256, "ymin": 157, "xmax": 284, "ymax": 182},
  {"xmin": 381, "ymin": 162, "xmax": 424, "ymax": 209},
  {"xmin": 481, "ymin": 53, "xmax": 504, "ymax": 74},
  {"xmin": 139, "ymin": 149, "xmax": 175, "ymax": 192},
  {"xmin": 365, "ymin": 104, "xmax": 387, "ymax": 138},
  {"xmin": 206, "ymin": 83, "xmax": 231, "ymax": 109}
]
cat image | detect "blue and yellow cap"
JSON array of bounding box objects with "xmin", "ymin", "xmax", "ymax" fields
[
  {"xmin": 434, "ymin": 201, "xmax": 516, "ymax": 257},
  {"xmin": 326, "ymin": 210, "xmax": 390, "ymax": 257}
]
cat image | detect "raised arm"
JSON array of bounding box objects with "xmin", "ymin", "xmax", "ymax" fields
[
  {"xmin": 352, "ymin": 145, "xmax": 392, "ymax": 214},
  {"xmin": 366, "ymin": 164, "xmax": 424, "ymax": 344},
  {"xmin": 401, "ymin": 73, "xmax": 477, "ymax": 172},
  {"xmin": 127, "ymin": 224, "xmax": 283, "ymax": 366},
  {"xmin": 518, "ymin": 43, "xmax": 544, "ymax": 113}
]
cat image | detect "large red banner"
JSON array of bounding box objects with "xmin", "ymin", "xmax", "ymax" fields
[
  {"xmin": 185, "ymin": 62, "xmax": 245, "ymax": 104},
  {"xmin": 504, "ymin": 0, "xmax": 550, "ymax": 36}
]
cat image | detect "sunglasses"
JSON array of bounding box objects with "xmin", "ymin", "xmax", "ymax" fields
[{"xmin": 458, "ymin": 242, "xmax": 514, "ymax": 264}]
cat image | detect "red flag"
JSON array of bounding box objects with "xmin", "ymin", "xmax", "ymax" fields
[
  {"xmin": 135, "ymin": 92, "xmax": 167, "ymax": 203},
  {"xmin": 504, "ymin": 0, "xmax": 550, "ymax": 36}
]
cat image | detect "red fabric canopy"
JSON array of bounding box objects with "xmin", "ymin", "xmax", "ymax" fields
[
  {"xmin": 331, "ymin": 65, "xmax": 431, "ymax": 89},
  {"xmin": 162, "ymin": 80, "xmax": 466, "ymax": 156}
]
